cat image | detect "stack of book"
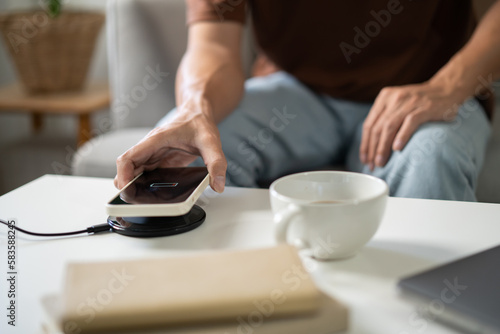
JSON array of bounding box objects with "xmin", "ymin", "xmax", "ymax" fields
[{"xmin": 42, "ymin": 245, "xmax": 348, "ymax": 333}]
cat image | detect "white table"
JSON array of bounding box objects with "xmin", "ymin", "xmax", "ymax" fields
[{"xmin": 0, "ymin": 175, "xmax": 499, "ymax": 334}]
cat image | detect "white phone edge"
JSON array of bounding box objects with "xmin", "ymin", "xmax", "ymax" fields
[{"xmin": 105, "ymin": 172, "xmax": 210, "ymax": 217}]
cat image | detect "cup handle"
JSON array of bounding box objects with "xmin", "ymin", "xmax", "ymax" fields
[
  {"xmin": 274, "ymin": 204, "xmax": 315, "ymax": 257},
  {"xmin": 274, "ymin": 204, "xmax": 302, "ymax": 243}
]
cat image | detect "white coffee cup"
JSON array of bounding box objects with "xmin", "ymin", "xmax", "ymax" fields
[{"xmin": 270, "ymin": 171, "xmax": 388, "ymax": 260}]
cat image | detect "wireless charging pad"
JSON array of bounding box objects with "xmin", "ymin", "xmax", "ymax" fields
[{"xmin": 107, "ymin": 205, "xmax": 206, "ymax": 238}]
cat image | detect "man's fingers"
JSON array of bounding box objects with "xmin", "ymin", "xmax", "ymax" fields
[
  {"xmin": 393, "ymin": 111, "xmax": 428, "ymax": 151},
  {"xmin": 115, "ymin": 153, "xmax": 138, "ymax": 190},
  {"xmin": 366, "ymin": 124, "xmax": 382, "ymax": 169},
  {"xmin": 157, "ymin": 150, "xmax": 198, "ymax": 168},
  {"xmin": 206, "ymin": 157, "xmax": 227, "ymax": 193},
  {"xmin": 115, "ymin": 134, "xmax": 166, "ymax": 189},
  {"xmin": 374, "ymin": 114, "xmax": 404, "ymax": 167},
  {"xmin": 209, "ymin": 159, "xmax": 227, "ymax": 193},
  {"xmin": 198, "ymin": 136, "xmax": 227, "ymax": 193},
  {"xmin": 360, "ymin": 89, "xmax": 389, "ymax": 164},
  {"xmin": 361, "ymin": 116, "xmax": 382, "ymax": 166}
]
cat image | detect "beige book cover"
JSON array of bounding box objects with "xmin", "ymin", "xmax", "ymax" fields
[
  {"xmin": 43, "ymin": 291, "xmax": 348, "ymax": 334},
  {"xmin": 61, "ymin": 245, "xmax": 327, "ymax": 333}
]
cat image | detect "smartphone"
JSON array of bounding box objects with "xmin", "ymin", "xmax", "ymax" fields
[{"xmin": 106, "ymin": 167, "xmax": 210, "ymax": 217}]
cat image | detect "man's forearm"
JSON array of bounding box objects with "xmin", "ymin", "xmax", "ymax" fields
[
  {"xmin": 429, "ymin": 0, "xmax": 500, "ymax": 102},
  {"xmin": 175, "ymin": 22, "xmax": 245, "ymax": 123}
]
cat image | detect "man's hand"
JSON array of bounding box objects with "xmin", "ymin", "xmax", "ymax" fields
[
  {"xmin": 114, "ymin": 97, "xmax": 227, "ymax": 192},
  {"xmin": 114, "ymin": 21, "xmax": 244, "ymax": 192},
  {"xmin": 359, "ymin": 81, "xmax": 464, "ymax": 169},
  {"xmin": 360, "ymin": 0, "xmax": 500, "ymax": 170}
]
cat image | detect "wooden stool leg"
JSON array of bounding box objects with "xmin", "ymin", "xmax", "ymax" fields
[
  {"xmin": 78, "ymin": 113, "xmax": 92, "ymax": 147},
  {"xmin": 32, "ymin": 112, "xmax": 43, "ymax": 132}
]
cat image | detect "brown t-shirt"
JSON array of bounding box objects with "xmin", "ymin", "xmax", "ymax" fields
[{"xmin": 187, "ymin": 0, "xmax": 492, "ymax": 117}]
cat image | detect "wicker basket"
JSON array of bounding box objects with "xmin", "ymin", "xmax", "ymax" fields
[{"xmin": 0, "ymin": 11, "xmax": 104, "ymax": 94}]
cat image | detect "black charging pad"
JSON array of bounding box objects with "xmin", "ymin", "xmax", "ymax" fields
[{"xmin": 107, "ymin": 205, "xmax": 206, "ymax": 238}]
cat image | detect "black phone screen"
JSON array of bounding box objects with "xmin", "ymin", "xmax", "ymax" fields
[{"xmin": 110, "ymin": 167, "xmax": 208, "ymax": 205}]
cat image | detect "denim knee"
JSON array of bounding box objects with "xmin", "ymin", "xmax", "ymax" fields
[{"xmin": 382, "ymin": 124, "xmax": 478, "ymax": 200}]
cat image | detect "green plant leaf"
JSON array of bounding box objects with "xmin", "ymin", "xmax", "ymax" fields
[{"xmin": 48, "ymin": 0, "xmax": 62, "ymax": 18}]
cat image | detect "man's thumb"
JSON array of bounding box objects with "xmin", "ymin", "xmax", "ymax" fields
[{"xmin": 203, "ymin": 151, "xmax": 227, "ymax": 193}]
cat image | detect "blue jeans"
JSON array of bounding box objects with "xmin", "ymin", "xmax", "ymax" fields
[{"xmin": 158, "ymin": 72, "xmax": 491, "ymax": 201}]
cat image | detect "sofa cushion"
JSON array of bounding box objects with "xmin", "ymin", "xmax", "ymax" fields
[{"xmin": 72, "ymin": 128, "xmax": 151, "ymax": 178}]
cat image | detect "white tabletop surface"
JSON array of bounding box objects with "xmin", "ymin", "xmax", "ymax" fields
[{"xmin": 0, "ymin": 175, "xmax": 500, "ymax": 334}]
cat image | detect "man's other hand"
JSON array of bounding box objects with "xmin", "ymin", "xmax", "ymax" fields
[{"xmin": 359, "ymin": 81, "xmax": 465, "ymax": 170}]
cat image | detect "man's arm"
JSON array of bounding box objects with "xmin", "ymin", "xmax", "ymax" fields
[
  {"xmin": 115, "ymin": 22, "xmax": 245, "ymax": 192},
  {"xmin": 176, "ymin": 22, "xmax": 245, "ymax": 123},
  {"xmin": 360, "ymin": 0, "xmax": 500, "ymax": 169}
]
